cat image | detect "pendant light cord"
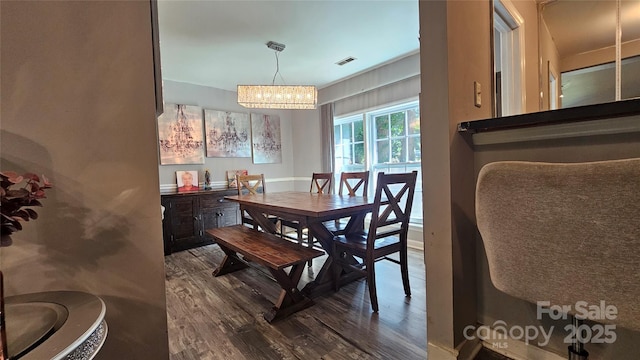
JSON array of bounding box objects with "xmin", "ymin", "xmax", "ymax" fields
[{"xmin": 271, "ymin": 51, "xmax": 286, "ymax": 85}]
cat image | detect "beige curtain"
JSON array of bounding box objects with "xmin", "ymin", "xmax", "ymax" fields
[{"xmin": 320, "ymin": 103, "xmax": 334, "ymax": 173}]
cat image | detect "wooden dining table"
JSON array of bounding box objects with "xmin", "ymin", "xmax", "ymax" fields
[{"xmin": 224, "ymin": 191, "xmax": 374, "ymax": 297}]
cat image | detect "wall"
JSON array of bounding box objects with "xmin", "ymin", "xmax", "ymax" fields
[
  {"xmin": 510, "ymin": 0, "xmax": 540, "ymax": 114},
  {"xmin": 1, "ymin": 1, "xmax": 168, "ymax": 358},
  {"xmin": 539, "ymin": 17, "xmax": 561, "ymax": 111},
  {"xmin": 159, "ymin": 80, "xmax": 295, "ymax": 192}
]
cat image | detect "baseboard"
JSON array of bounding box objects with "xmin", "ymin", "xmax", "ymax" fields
[
  {"xmin": 457, "ymin": 338, "xmax": 483, "ymax": 360},
  {"xmin": 480, "ymin": 336, "xmax": 565, "ymax": 360},
  {"xmin": 428, "ymin": 341, "xmax": 459, "ymax": 360},
  {"xmin": 426, "ymin": 339, "xmax": 481, "ymax": 360}
]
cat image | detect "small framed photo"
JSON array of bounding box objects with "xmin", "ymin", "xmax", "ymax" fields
[
  {"xmin": 226, "ymin": 169, "xmax": 248, "ymax": 189},
  {"xmin": 176, "ymin": 170, "xmax": 199, "ymax": 192}
]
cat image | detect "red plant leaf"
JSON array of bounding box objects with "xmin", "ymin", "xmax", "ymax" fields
[
  {"xmin": 23, "ymin": 173, "xmax": 40, "ymax": 182},
  {"xmin": 42, "ymin": 174, "xmax": 52, "ymax": 188},
  {"xmin": 0, "ymin": 171, "xmax": 19, "ymax": 179},
  {"xmin": 29, "ymin": 182, "xmax": 41, "ymax": 192}
]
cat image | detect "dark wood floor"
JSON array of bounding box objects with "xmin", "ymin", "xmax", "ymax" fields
[{"xmin": 165, "ymin": 243, "xmax": 427, "ymax": 359}]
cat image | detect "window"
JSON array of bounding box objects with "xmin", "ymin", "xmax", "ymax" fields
[{"xmin": 334, "ymin": 101, "xmax": 422, "ymax": 224}]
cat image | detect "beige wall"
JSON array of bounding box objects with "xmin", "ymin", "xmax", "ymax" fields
[{"xmin": 1, "ymin": 1, "xmax": 168, "ymax": 358}]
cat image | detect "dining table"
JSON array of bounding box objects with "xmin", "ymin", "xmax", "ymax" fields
[{"xmin": 224, "ymin": 191, "xmax": 375, "ymax": 297}]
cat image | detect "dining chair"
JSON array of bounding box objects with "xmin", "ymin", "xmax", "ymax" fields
[
  {"xmin": 236, "ymin": 174, "xmax": 278, "ymax": 231},
  {"xmin": 325, "ymin": 171, "xmax": 370, "ymax": 235},
  {"xmin": 281, "ymin": 173, "xmax": 333, "ymax": 263},
  {"xmin": 332, "ymin": 171, "xmax": 418, "ymax": 312},
  {"xmin": 475, "ymin": 159, "xmax": 640, "ymax": 359}
]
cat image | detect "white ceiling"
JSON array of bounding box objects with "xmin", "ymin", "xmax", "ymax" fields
[{"xmin": 157, "ymin": 0, "xmax": 420, "ymax": 92}]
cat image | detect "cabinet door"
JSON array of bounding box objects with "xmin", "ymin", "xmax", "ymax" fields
[
  {"xmin": 216, "ymin": 205, "xmax": 239, "ymax": 227},
  {"xmin": 200, "ymin": 194, "xmax": 238, "ymax": 229},
  {"xmin": 166, "ymin": 196, "xmax": 200, "ymax": 252}
]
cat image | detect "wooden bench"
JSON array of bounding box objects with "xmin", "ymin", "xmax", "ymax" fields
[{"xmin": 205, "ymin": 224, "xmax": 324, "ymax": 323}]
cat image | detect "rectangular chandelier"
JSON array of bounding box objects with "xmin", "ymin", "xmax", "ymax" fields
[{"xmin": 237, "ymin": 85, "xmax": 317, "ymax": 110}]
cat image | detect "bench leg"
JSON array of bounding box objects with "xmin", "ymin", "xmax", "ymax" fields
[
  {"xmin": 263, "ymin": 264, "xmax": 314, "ymax": 323},
  {"xmin": 212, "ymin": 247, "xmax": 249, "ymax": 276}
]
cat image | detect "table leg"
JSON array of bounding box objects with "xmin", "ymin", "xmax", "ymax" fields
[
  {"xmin": 264, "ymin": 264, "xmax": 314, "ymax": 323},
  {"xmin": 301, "ymin": 221, "xmax": 366, "ymax": 298},
  {"xmin": 242, "ymin": 207, "xmax": 278, "ymax": 234}
]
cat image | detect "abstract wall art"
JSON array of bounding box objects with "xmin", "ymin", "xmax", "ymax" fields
[
  {"xmin": 158, "ymin": 103, "xmax": 204, "ymax": 165},
  {"xmin": 250, "ymin": 113, "xmax": 282, "ymax": 164},
  {"xmin": 204, "ymin": 110, "xmax": 251, "ymax": 158}
]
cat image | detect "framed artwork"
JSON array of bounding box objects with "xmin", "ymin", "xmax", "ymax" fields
[
  {"xmin": 226, "ymin": 169, "xmax": 248, "ymax": 189},
  {"xmin": 158, "ymin": 103, "xmax": 204, "ymax": 165},
  {"xmin": 250, "ymin": 113, "xmax": 282, "ymax": 164},
  {"xmin": 176, "ymin": 170, "xmax": 199, "ymax": 192},
  {"xmin": 204, "ymin": 110, "xmax": 251, "ymax": 158}
]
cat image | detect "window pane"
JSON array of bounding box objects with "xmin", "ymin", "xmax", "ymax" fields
[
  {"xmin": 354, "ymin": 120, "xmax": 364, "ymax": 142},
  {"xmin": 376, "ymin": 140, "xmax": 389, "ymax": 163},
  {"xmin": 354, "ymin": 143, "xmax": 365, "ymax": 165},
  {"xmin": 391, "ymin": 139, "xmax": 405, "ymax": 162},
  {"xmin": 408, "ymin": 136, "xmax": 420, "ymax": 161},
  {"xmin": 342, "ymin": 123, "xmax": 352, "ymax": 141},
  {"xmin": 390, "ymin": 112, "xmax": 405, "ymax": 136},
  {"xmin": 335, "ymin": 144, "xmax": 343, "ymax": 168},
  {"xmin": 375, "ymin": 115, "xmax": 389, "ymax": 139},
  {"xmin": 408, "ymin": 108, "xmax": 420, "ymax": 135}
]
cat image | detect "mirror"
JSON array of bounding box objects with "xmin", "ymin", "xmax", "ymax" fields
[{"xmin": 538, "ymin": 0, "xmax": 640, "ymax": 110}]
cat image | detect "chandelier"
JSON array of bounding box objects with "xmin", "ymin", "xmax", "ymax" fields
[{"xmin": 237, "ymin": 41, "xmax": 317, "ymax": 110}]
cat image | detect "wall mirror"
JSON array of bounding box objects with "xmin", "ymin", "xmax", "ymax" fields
[
  {"xmin": 538, "ymin": 0, "xmax": 640, "ymax": 111},
  {"xmin": 490, "ymin": 0, "xmax": 640, "ymax": 121}
]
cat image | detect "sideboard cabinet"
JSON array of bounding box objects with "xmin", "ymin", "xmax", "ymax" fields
[{"xmin": 161, "ymin": 188, "xmax": 239, "ymax": 255}]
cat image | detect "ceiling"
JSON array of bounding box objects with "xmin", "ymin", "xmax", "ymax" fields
[
  {"xmin": 156, "ymin": 0, "xmax": 420, "ymax": 93},
  {"xmin": 541, "ymin": 0, "xmax": 640, "ymax": 58}
]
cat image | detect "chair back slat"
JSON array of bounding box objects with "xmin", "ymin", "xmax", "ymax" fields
[
  {"xmin": 339, "ymin": 171, "xmax": 370, "ymax": 196},
  {"xmin": 367, "ymin": 171, "xmax": 418, "ymax": 247},
  {"xmin": 237, "ymin": 174, "xmax": 266, "ymax": 195},
  {"xmin": 310, "ymin": 172, "xmax": 333, "ymax": 194}
]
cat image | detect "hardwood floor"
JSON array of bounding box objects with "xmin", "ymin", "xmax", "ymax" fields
[{"xmin": 165, "ymin": 244, "xmax": 427, "ymax": 359}]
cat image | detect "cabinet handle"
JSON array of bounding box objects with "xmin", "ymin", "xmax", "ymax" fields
[
  {"xmin": 218, "ymin": 199, "xmax": 225, "ymax": 203},
  {"xmin": 193, "ymin": 216, "xmax": 198, "ymax": 221}
]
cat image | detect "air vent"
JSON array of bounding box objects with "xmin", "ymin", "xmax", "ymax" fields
[{"xmin": 336, "ymin": 57, "xmax": 356, "ymax": 66}]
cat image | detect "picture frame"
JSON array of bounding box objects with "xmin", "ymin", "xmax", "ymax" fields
[
  {"xmin": 158, "ymin": 103, "xmax": 205, "ymax": 165},
  {"xmin": 176, "ymin": 170, "xmax": 199, "ymax": 192},
  {"xmin": 204, "ymin": 109, "xmax": 251, "ymax": 158},
  {"xmin": 250, "ymin": 113, "xmax": 282, "ymax": 164},
  {"xmin": 226, "ymin": 169, "xmax": 248, "ymax": 189}
]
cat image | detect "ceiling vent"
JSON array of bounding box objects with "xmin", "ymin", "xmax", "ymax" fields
[{"xmin": 336, "ymin": 57, "xmax": 356, "ymax": 66}]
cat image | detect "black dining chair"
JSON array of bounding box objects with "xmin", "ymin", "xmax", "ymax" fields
[{"xmin": 332, "ymin": 171, "xmax": 418, "ymax": 312}]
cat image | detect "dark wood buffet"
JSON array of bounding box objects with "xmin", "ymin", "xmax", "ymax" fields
[{"xmin": 161, "ymin": 188, "xmax": 239, "ymax": 255}]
